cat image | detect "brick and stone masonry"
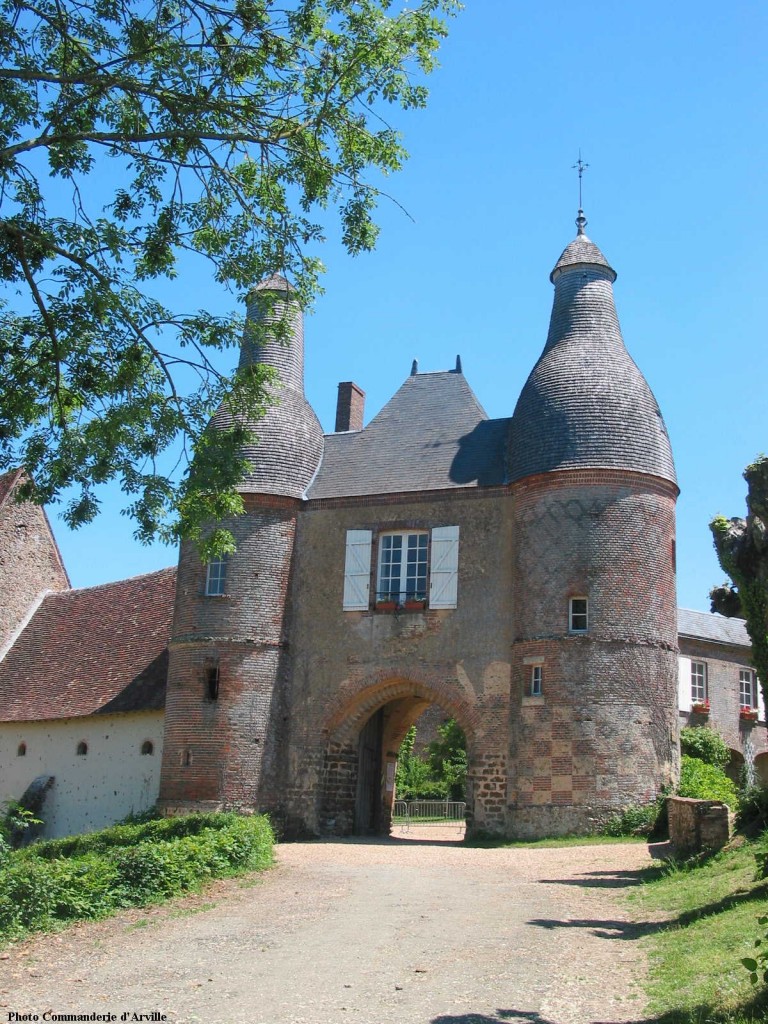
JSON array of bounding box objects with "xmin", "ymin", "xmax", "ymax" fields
[{"xmin": 158, "ymin": 213, "xmax": 684, "ymax": 839}]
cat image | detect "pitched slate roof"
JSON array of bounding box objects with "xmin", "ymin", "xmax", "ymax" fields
[
  {"xmin": 0, "ymin": 567, "xmax": 176, "ymax": 722},
  {"xmin": 308, "ymin": 370, "xmax": 509, "ymax": 499},
  {"xmin": 678, "ymin": 608, "xmax": 751, "ymax": 648},
  {"xmin": 509, "ymin": 222, "xmax": 676, "ymax": 486}
]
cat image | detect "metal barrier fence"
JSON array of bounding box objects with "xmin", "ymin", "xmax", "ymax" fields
[{"xmin": 392, "ymin": 800, "xmax": 466, "ymax": 832}]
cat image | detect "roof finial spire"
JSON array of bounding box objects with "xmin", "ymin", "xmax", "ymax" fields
[{"xmin": 572, "ymin": 150, "xmax": 589, "ymax": 235}]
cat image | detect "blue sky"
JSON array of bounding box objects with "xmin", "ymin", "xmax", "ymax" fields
[{"xmin": 51, "ymin": 1, "xmax": 768, "ymax": 613}]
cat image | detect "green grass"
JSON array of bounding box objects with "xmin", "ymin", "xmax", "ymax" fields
[
  {"xmin": 629, "ymin": 841, "xmax": 768, "ymax": 1023},
  {"xmin": 464, "ymin": 832, "xmax": 648, "ymax": 849}
]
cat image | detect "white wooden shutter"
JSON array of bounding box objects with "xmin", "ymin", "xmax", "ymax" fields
[
  {"xmin": 757, "ymin": 674, "xmax": 766, "ymax": 722},
  {"xmin": 429, "ymin": 525, "xmax": 459, "ymax": 609},
  {"xmin": 343, "ymin": 530, "xmax": 372, "ymax": 610},
  {"xmin": 678, "ymin": 656, "xmax": 692, "ymax": 713}
]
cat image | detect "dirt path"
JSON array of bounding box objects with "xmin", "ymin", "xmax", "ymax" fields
[{"xmin": 1, "ymin": 835, "xmax": 659, "ymax": 1024}]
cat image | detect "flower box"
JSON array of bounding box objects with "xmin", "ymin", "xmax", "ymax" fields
[
  {"xmin": 691, "ymin": 701, "xmax": 710, "ymax": 715},
  {"xmin": 376, "ymin": 600, "xmax": 398, "ymax": 613},
  {"xmin": 740, "ymin": 707, "xmax": 759, "ymax": 722},
  {"xmin": 403, "ymin": 599, "xmax": 427, "ymax": 612}
]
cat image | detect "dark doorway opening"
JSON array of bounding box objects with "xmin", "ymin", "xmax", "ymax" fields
[{"xmin": 355, "ymin": 707, "xmax": 384, "ymax": 833}]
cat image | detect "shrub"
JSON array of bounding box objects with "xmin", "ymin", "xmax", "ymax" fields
[
  {"xmin": 0, "ymin": 813, "xmax": 274, "ymax": 941},
  {"xmin": 739, "ymin": 785, "xmax": 768, "ymax": 831},
  {"xmin": 678, "ymin": 755, "xmax": 739, "ymax": 808},
  {"xmin": 603, "ymin": 801, "xmax": 662, "ymax": 838},
  {"xmin": 680, "ymin": 726, "xmax": 730, "ymax": 769},
  {"xmin": 741, "ymin": 914, "xmax": 768, "ymax": 984}
]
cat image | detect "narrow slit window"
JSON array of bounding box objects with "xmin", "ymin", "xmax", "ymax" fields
[
  {"xmin": 141, "ymin": 740, "xmax": 154, "ymax": 755},
  {"xmin": 76, "ymin": 741, "xmax": 88, "ymax": 756},
  {"xmin": 17, "ymin": 742, "xmax": 26, "ymax": 757},
  {"xmin": 205, "ymin": 661, "xmax": 220, "ymax": 701},
  {"xmin": 530, "ymin": 665, "xmax": 543, "ymax": 697}
]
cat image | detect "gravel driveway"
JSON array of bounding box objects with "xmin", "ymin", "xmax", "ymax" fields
[{"xmin": 1, "ymin": 833, "xmax": 658, "ymax": 1024}]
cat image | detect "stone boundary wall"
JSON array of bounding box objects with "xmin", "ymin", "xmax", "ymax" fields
[{"xmin": 668, "ymin": 795, "xmax": 732, "ymax": 855}]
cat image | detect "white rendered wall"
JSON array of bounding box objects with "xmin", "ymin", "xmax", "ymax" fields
[{"xmin": 0, "ymin": 712, "xmax": 164, "ymax": 837}]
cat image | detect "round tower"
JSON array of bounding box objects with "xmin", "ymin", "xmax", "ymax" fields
[
  {"xmin": 507, "ymin": 212, "xmax": 679, "ymax": 837},
  {"xmin": 158, "ymin": 276, "xmax": 323, "ymax": 820}
]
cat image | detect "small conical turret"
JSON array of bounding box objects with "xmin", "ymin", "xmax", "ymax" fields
[
  {"xmin": 214, "ymin": 274, "xmax": 324, "ymax": 497},
  {"xmin": 508, "ymin": 213, "xmax": 675, "ymax": 485}
]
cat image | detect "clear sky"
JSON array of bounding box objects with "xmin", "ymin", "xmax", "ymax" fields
[{"xmin": 51, "ymin": 0, "xmax": 768, "ymax": 613}]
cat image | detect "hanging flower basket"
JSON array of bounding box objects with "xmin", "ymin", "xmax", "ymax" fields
[
  {"xmin": 691, "ymin": 701, "xmax": 710, "ymax": 715},
  {"xmin": 740, "ymin": 706, "xmax": 759, "ymax": 722}
]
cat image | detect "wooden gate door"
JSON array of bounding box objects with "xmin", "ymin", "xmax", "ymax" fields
[{"xmin": 355, "ymin": 708, "xmax": 384, "ymax": 834}]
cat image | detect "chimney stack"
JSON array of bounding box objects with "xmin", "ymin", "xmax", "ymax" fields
[{"xmin": 335, "ymin": 381, "xmax": 365, "ymax": 432}]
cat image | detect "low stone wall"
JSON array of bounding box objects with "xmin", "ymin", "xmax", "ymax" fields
[{"xmin": 668, "ymin": 795, "xmax": 732, "ymax": 855}]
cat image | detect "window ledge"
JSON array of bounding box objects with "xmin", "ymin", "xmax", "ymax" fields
[{"xmin": 522, "ymin": 695, "xmax": 545, "ymax": 706}]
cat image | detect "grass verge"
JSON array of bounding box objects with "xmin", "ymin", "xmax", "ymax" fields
[
  {"xmin": 629, "ymin": 840, "xmax": 768, "ymax": 1023},
  {"xmin": 0, "ymin": 811, "xmax": 274, "ymax": 945}
]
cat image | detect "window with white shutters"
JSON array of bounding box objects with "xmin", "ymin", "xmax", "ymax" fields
[{"xmin": 428, "ymin": 525, "xmax": 460, "ymax": 609}]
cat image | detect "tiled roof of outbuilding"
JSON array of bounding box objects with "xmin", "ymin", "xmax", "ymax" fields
[
  {"xmin": 308, "ymin": 370, "xmax": 508, "ymax": 499},
  {"xmin": 0, "ymin": 567, "xmax": 176, "ymax": 722},
  {"xmin": 508, "ymin": 223, "xmax": 676, "ymax": 486},
  {"xmin": 678, "ymin": 608, "xmax": 751, "ymax": 648}
]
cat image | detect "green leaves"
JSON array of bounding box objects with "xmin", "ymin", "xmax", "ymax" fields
[
  {"xmin": 0, "ymin": 0, "xmax": 459, "ymax": 547},
  {"xmin": 741, "ymin": 916, "xmax": 768, "ymax": 986}
]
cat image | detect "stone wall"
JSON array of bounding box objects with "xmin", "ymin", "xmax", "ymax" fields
[{"xmin": 668, "ymin": 795, "xmax": 732, "ymax": 855}]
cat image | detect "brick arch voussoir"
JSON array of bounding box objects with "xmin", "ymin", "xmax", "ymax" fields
[{"xmin": 325, "ymin": 674, "xmax": 479, "ymax": 752}]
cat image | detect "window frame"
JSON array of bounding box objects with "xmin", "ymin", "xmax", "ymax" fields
[
  {"xmin": 376, "ymin": 530, "xmax": 429, "ymax": 605},
  {"xmin": 568, "ymin": 597, "xmax": 589, "ymax": 634},
  {"xmin": 205, "ymin": 554, "xmax": 229, "ymax": 596},
  {"xmin": 530, "ymin": 664, "xmax": 543, "ymax": 697},
  {"xmin": 691, "ymin": 661, "xmax": 708, "ymax": 704},
  {"xmin": 740, "ymin": 668, "xmax": 757, "ymax": 709}
]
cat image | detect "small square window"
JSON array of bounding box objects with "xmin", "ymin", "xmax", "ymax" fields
[
  {"xmin": 569, "ymin": 597, "xmax": 588, "ymax": 633},
  {"xmin": 530, "ymin": 665, "xmax": 543, "ymax": 697}
]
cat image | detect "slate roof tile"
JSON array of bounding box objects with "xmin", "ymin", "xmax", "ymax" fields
[
  {"xmin": 0, "ymin": 567, "xmax": 176, "ymax": 722},
  {"xmin": 678, "ymin": 607, "xmax": 750, "ymax": 648},
  {"xmin": 308, "ymin": 370, "xmax": 508, "ymax": 499}
]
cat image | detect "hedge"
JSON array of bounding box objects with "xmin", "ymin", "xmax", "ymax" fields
[{"xmin": 0, "ymin": 813, "xmax": 274, "ymax": 941}]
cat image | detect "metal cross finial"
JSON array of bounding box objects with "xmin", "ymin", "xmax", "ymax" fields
[{"xmin": 572, "ymin": 150, "xmax": 589, "ymax": 209}]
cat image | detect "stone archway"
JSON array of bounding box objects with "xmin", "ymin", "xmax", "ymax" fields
[{"xmin": 318, "ymin": 677, "xmax": 478, "ymax": 837}]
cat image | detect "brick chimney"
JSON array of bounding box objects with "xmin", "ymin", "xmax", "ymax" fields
[{"xmin": 335, "ymin": 381, "xmax": 365, "ymax": 432}]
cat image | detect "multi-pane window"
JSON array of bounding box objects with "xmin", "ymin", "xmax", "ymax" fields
[
  {"xmin": 530, "ymin": 665, "xmax": 543, "ymax": 697},
  {"xmin": 377, "ymin": 532, "xmax": 428, "ymax": 603},
  {"xmin": 740, "ymin": 668, "xmax": 757, "ymax": 709},
  {"xmin": 691, "ymin": 662, "xmax": 707, "ymax": 704},
  {"xmin": 569, "ymin": 597, "xmax": 588, "ymax": 633},
  {"xmin": 205, "ymin": 555, "xmax": 229, "ymax": 596}
]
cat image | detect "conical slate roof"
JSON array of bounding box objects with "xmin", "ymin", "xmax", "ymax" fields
[
  {"xmin": 508, "ymin": 215, "xmax": 676, "ymax": 486},
  {"xmin": 213, "ymin": 274, "xmax": 324, "ymax": 498}
]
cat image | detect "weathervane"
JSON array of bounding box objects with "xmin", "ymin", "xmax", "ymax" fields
[{"xmin": 572, "ymin": 150, "xmax": 589, "ymax": 208}]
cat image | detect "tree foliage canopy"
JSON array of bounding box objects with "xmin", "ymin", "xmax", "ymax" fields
[
  {"xmin": 711, "ymin": 455, "xmax": 768, "ymax": 708},
  {"xmin": 0, "ymin": 0, "xmax": 458, "ymax": 548}
]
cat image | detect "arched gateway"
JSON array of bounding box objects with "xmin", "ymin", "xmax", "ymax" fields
[{"xmin": 317, "ymin": 678, "xmax": 482, "ymax": 836}]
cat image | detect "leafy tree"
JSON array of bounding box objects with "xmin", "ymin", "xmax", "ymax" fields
[
  {"xmin": 678, "ymin": 755, "xmax": 739, "ymax": 809},
  {"xmin": 0, "ymin": 0, "xmax": 459, "ymax": 551},
  {"xmin": 426, "ymin": 717, "xmax": 467, "ymax": 800},
  {"xmin": 711, "ymin": 456, "xmax": 768, "ymax": 709},
  {"xmin": 394, "ymin": 725, "xmax": 443, "ymax": 800}
]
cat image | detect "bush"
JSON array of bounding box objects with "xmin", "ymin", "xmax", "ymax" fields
[
  {"xmin": 680, "ymin": 726, "xmax": 730, "ymax": 769},
  {"xmin": 603, "ymin": 801, "xmax": 663, "ymax": 838},
  {"xmin": 739, "ymin": 785, "xmax": 768, "ymax": 831},
  {"xmin": 0, "ymin": 813, "xmax": 274, "ymax": 941},
  {"xmin": 678, "ymin": 755, "xmax": 739, "ymax": 808}
]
